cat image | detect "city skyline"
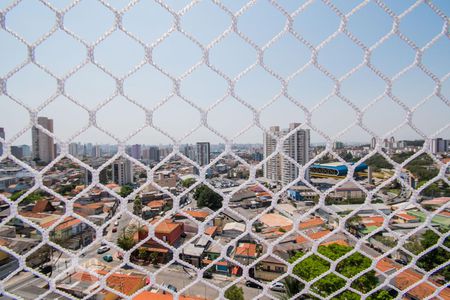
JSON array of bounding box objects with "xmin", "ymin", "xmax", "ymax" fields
[{"xmin": 1, "ymin": 1, "xmax": 449, "ymax": 145}]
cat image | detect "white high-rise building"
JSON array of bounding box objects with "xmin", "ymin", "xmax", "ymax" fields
[
  {"xmin": 112, "ymin": 159, "xmax": 134, "ymax": 186},
  {"xmin": 196, "ymin": 142, "xmax": 210, "ymax": 166},
  {"xmin": 32, "ymin": 117, "xmax": 55, "ymax": 163},
  {"xmin": 264, "ymin": 126, "xmax": 282, "ymax": 182},
  {"xmin": 264, "ymin": 123, "xmax": 310, "ymax": 186}
]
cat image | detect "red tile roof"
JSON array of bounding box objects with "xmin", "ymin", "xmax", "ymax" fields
[
  {"xmin": 299, "ymin": 217, "xmax": 325, "ymax": 229},
  {"xmin": 149, "ymin": 219, "xmax": 183, "ymax": 235},
  {"xmin": 133, "ymin": 291, "xmax": 205, "ymax": 300},
  {"xmin": 32, "ymin": 199, "xmax": 55, "ymax": 213},
  {"xmin": 204, "ymin": 226, "xmax": 217, "ymax": 236},
  {"xmin": 396, "ymin": 213, "xmax": 417, "ymax": 221},
  {"xmin": 235, "ymin": 243, "xmax": 257, "ymax": 257},
  {"xmin": 295, "ymin": 230, "xmax": 331, "ymax": 244},
  {"xmin": 376, "ymin": 258, "xmax": 450, "ymax": 300},
  {"xmin": 41, "ymin": 216, "xmax": 81, "ymax": 231}
]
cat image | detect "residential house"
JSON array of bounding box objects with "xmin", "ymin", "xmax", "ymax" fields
[
  {"xmin": 137, "ymin": 219, "xmax": 185, "ymax": 263},
  {"xmin": 255, "ymin": 255, "xmax": 287, "ymax": 281}
]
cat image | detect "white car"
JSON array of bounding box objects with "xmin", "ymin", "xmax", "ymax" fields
[
  {"xmin": 270, "ymin": 282, "xmax": 285, "ymax": 292},
  {"xmin": 97, "ymin": 246, "xmax": 110, "ymax": 254},
  {"xmin": 114, "ymin": 221, "xmax": 119, "ymax": 227}
]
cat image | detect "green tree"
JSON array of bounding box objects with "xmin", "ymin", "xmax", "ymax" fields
[
  {"xmin": 119, "ymin": 185, "xmax": 133, "ymax": 197},
  {"xmin": 415, "ymin": 230, "xmax": 450, "ymax": 281},
  {"xmin": 117, "ymin": 231, "xmax": 136, "ymax": 251},
  {"xmin": 290, "ymin": 244, "xmax": 387, "ymax": 298},
  {"xmin": 194, "ymin": 185, "xmax": 222, "ymax": 209},
  {"xmin": 181, "ymin": 178, "xmax": 196, "ymax": 188},
  {"xmin": 224, "ymin": 285, "xmax": 244, "ymax": 300},
  {"xmin": 133, "ymin": 198, "xmax": 143, "ymax": 216},
  {"xmin": 12, "ymin": 191, "xmax": 46, "ymax": 204},
  {"xmin": 281, "ymin": 277, "xmax": 304, "ymax": 299},
  {"xmin": 138, "ymin": 248, "xmax": 149, "ymax": 261},
  {"xmin": 150, "ymin": 252, "xmax": 159, "ymax": 266},
  {"xmin": 368, "ymin": 290, "xmax": 395, "ymax": 300}
]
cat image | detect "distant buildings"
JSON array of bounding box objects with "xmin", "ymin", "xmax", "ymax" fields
[
  {"xmin": 264, "ymin": 123, "xmax": 310, "ymax": 185},
  {"xmin": 31, "ymin": 117, "xmax": 55, "ymax": 163},
  {"xmin": 112, "ymin": 158, "xmax": 133, "ymax": 185},
  {"xmin": 10, "ymin": 146, "xmax": 23, "ymax": 159},
  {"xmin": 0, "ymin": 128, "xmax": 4, "ymax": 156},
  {"xmin": 182, "ymin": 144, "xmax": 196, "ymax": 161},
  {"xmin": 130, "ymin": 144, "xmax": 142, "ymax": 160},
  {"xmin": 333, "ymin": 141, "xmax": 344, "ymax": 150},
  {"xmin": 148, "ymin": 146, "xmax": 160, "ymax": 162},
  {"xmin": 196, "ymin": 142, "xmax": 210, "ymax": 166},
  {"xmin": 430, "ymin": 138, "xmax": 449, "ymax": 154},
  {"xmin": 371, "ymin": 137, "xmax": 376, "ymax": 149}
]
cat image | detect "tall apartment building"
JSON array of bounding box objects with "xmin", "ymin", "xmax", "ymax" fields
[
  {"xmin": 430, "ymin": 138, "xmax": 449, "ymax": 154},
  {"xmin": 11, "ymin": 146, "xmax": 23, "ymax": 159},
  {"xmin": 0, "ymin": 127, "xmax": 4, "ymax": 156},
  {"xmin": 196, "ymin": 142, "xmax": 210, "ymax": 166},
  {"xmin": 264, "ymin": 123, "xmax": 310, "ymax": 186},
  {"xmin": 20, "ymin": 145, "xmax": 31, "ymax": 158},
  {"xmin": 148, "ymin": 146, "xmax": 160, "ymax": 162},
  {"xmin": 370, "ymin": 137, "xmax": 376, "ymax": 149},
  {"xmin": 32, "ymin": 117, "xmax": 55, "ymax": 163},
  {"xmin": 112, "ymin": 159, "xmax": 134, "ymax": 186},
  {"xmin": 182, "ymin": 144, "xmax": 196, "ymax": 161},
  {"xmin": 130, "ymin": 144, "xmax": 142, "ymax": 160},
  {"xmin": 264, "ymin": 126, "xmax": 282, "ymax": 182},
  {"xmin": 92, "ymin": 145, "xmax": 101, "ymax": 158},
  {"xmin": 69, "ymin": 143, "xmax": 77, "ymax": 156}
]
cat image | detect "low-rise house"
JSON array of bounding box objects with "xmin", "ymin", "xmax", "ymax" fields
[
  {"xmin": 255, "ymin": 255, "xmax": 287, "ymax": 281},
  {"xmin": 57, "ymin": 270, "xmax": 147, "ymax": 300},
  {"xmin": 233, "ymin": 242, "xmax": 259, "ymax": 268},
  {"xmin": 221, "ymin": 222, "xmax": 246, "ymax": 238},
  {"xmin": 180, "ymin": 235, "xmax": 211, "ymax": 267},
  {"xmin": 74, "ymin": 203, "xmax": 104, "ymax": 216},
  {"xmin": 392, "ymin": 213, "xmax": 419, "ymax": 224},
  {"xmin": 18, "ymin": 212, "xmax": 60, "ymax": 227},
  {"xmin": 137, "ymin": 219, "xmax": 185, "ymax": 263},
  {"xmin": 376, "ymin": 258, "xmax": 450, "ymax": 300},
  {"xmin": 41, "ymin": 216, "xmax": 94, "ymax": 250},
  {"xmin": 32, "ymin": 199, "xmax": 56, "ymax": 213}
]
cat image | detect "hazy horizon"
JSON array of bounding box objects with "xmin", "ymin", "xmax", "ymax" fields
[{"xmin": 1, "ymin": 0, "xmax": 449, "ymax": 145}]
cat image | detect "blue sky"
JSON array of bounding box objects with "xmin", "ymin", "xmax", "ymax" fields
[{"xmin": 1, "ymin": 0, "xmax": 449, "ymax": 145}]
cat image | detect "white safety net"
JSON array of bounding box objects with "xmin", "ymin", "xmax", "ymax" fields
[{"xmin": 0, "ymin": 0, "xmax": 449, "ymax": 300}]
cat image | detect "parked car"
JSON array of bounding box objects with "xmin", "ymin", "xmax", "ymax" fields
[
  {"xmin": 395, "ymin": 259, "xmax": 407, "ymax": 265},
  {"xmin": 103, "ymin": 255, "xmax": 113, "ymax": 262},
  {"xmin": 203, "ymin": 271, "xmax": 213, "ymax": 279},
  {"xmin": 161, "ymin": 283, "xmax": 177, "ymax": 294},
  {"xmin": 270, "ymin": 282, "xmax": 285, "ymax": 292},
  {"xmin": 245, "ymin": 280, "xmax": 262, "ymax": 289},
  {"xmin": 97, "ymin": 246, "xmax": 110, "ymax": 254},
  {"xmin": 112, "ymin": 227, "xmax": 118, "ymax": 233},
  {"xmin": 39, "ymin": 264, "xmax": 52, "ymax": 275},
  {"xmin": 114, "ymin": 221, "xmax": 119, "ymax": 226}
]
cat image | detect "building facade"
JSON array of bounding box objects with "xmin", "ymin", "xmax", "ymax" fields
[
  {"xmin": 430, "ymin": 138, "xmax": 448, "ymax": 154},
  {"xmin": 0, "ymin": 128, "xmax": 4, "ymax": 156},
  {"xmin": 196, "ymin": 142, "xmax": 210, "ymax": 166},
  {"xmin": 264, "ymin": 123, "xmax": 310, "ymax": 186},
  {"xmin": 31, "ymin": 117, "xmax": 55, "ymax": 163},
  {"xmin": 112, "ymin": 159, "xmax": 134, "ymax": 186}
]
